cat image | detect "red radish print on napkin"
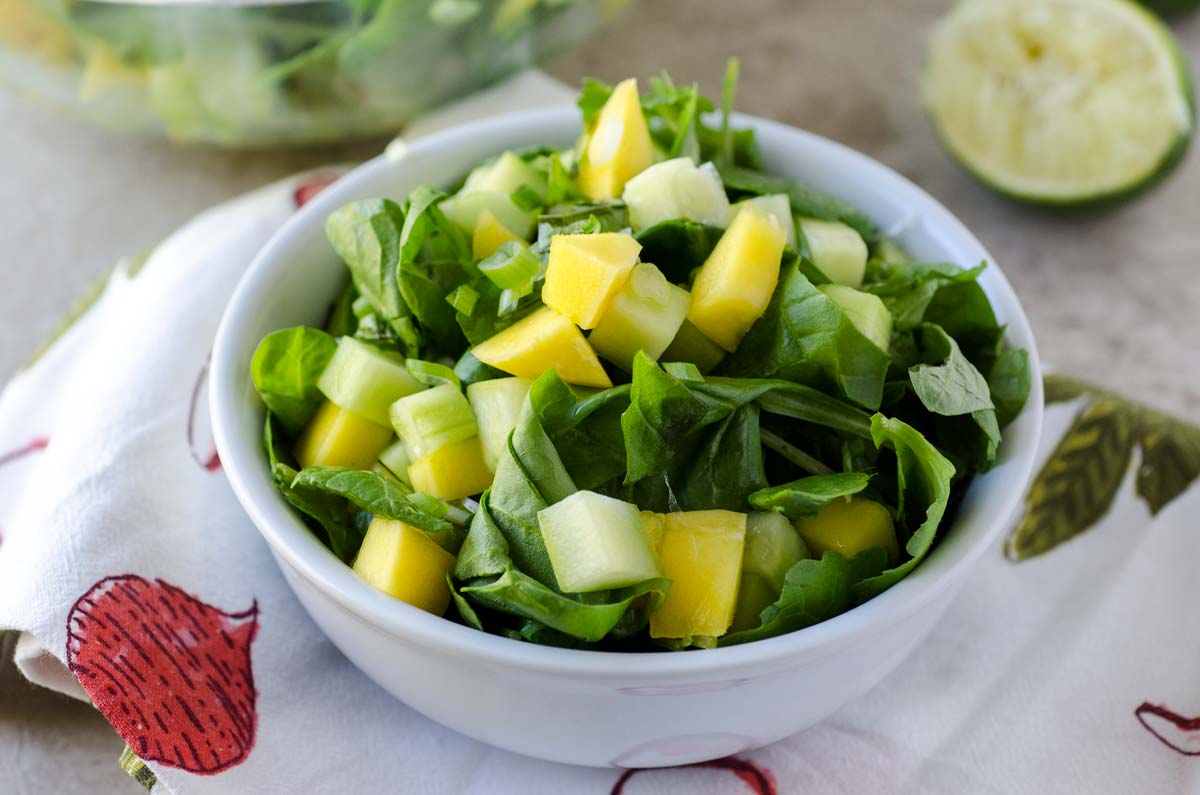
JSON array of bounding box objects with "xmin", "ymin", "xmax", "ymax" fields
[
  {"xmin": 293, "ymin": 174, "xmax": 338, "ymax": 209},
  {"xmin": 66, "ymin": 575, "xmax": 259, "ymax": 774},
  {"xmin": 1136, "ymin": 702, "xmax": 1200, "ymax": 756},
  {"xmin": 188, "ymin": 357, "xmax": 220, "ymax": 472},
  {"xmin": 0, "ymin": 435, "xmax": 50, "ymax": 544},
  {"xmin": 612, "ymin": 757, "xmax": 777, "ymax": 795}
]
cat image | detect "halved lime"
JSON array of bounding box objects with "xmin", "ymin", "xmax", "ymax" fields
[{"xmin": 923, "ymin": 0, "xmax": 1195, "ymax": 206}]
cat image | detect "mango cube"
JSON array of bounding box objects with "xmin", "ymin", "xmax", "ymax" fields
[
  {"xmin": 352, "ymin": 518, "xmax": 456, "ymax": 615},
  {"xmin": 588, "ymin": 262, "xmax": 690, "ymax": 370},
  {"xmin": 472, "ymin": 307, "xmax": 612, "ymax": 388},
  {"xmin": 578, "ymin": 78, "xmax": 655, "ymax": 200},
  {"xmin": 792, "ymin": 497, "xmax": 899, "ymax": 562},
  {"xmin": 295, "ymin": 400, "xmax": 393, "ymax": 470},
  {"xmin": 407, "ymin": 436, "xmax": 493, "ymax": 501},
  {"xmin": 542, "ymin": 232, "xmax": 642, "ymax": 329},
  {"xmin": 473, "ymin": 208, "xmax": 523, "ymax": 260},
  {"xmin": 687, "ymin": 204, "xmax": 787, "ymax": 352},
  {"xmin": 650, "ymin": 510, "xmax": 747, "ymax": 639}
]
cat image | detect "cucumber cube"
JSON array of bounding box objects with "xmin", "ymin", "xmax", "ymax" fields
[
  {"xmin": 462, "ymin": 151, "xmax": 548, "ymax": 200},
  {"xmin": 588, "ymin": 263, "xmax": 690, "ymax": 371},
  {"xmin": 817, "ymin": 284, "xmax": 893, "ymax": 351},
  {"xmin": 728, "ymin": 194, "xmax": 796, "ymax": 248},
  {"xmin": 389, "ymin": 383, "xmax": 478, "ymax": 459},
  {"xmin": 378, "ymin": 439, "xmax": 414, "ymax": 486},
  {"xmin": 466, "ymin": 377, "xmax": 533, "ymax": 472},
  {"xmin": 798, "ymin": 218, "xmax": 868, "ymax": 287},
  {"xmin": 661, "ymin": 319, "xmax": 726, "ymax": 374},
  {"xmin": 537, "ymin": 491, "xmax": 663, "ymax": 593},
  {"xmin": 743, "ymin": 511, "xmax": 810, "ymax": 592},
  {"xmin": 317, "ymin": 337, "xmax": 425, "ymax": 427},
  {"xmin": 441, "ymin": 191, "xmax": 534, "ymax": 239},
  {"xmin": 621, "ymin": 157, "xmax": 731, "ymax": 231}
]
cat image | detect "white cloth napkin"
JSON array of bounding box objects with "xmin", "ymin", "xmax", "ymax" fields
[{"xmin": 2, "ymin": 71, "xmax": 1199, "ymax": 795}]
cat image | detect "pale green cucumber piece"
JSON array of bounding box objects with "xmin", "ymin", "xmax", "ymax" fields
[
  {"xmin": 388, "ymin": 383, "xmax": 479, "ymax": 459},
  {"xmin": 818, "ymin": 284, "xmax": 893, "ymax": 352},
  {"xmin": 537, "ymin": 490, "xmax": 662, "ymax": 593},
  {"xmin": 588, "ymin": 263, "xmax": 691, "ymax": 371},
  {"xmin": 872, "ymin": 238, "xmax": 912, "ymax": 265},
  {"xmin": 621, "ymin": 157, "xmax": 730, "ymax": 231},
  {"xmin": 440, "ymin": 191, "xmax": 535, "ymax": 239},
  {"xmin": 466, "ymin": 376, "xmax": 533, "ymax": 472},
  {"xmin": 463, "ymin": 151, "xmax": 549, "ymax": 200},
  {"xmin": 661, "ymin": 318, "xmax": 726, "ymax": 375},
  {"xmin": 378, "ymin": 440, "xmax": 414, "ymax": 486},
  {"xmin": 923, "ymin": 0, "xmax": 1195, "ymax": 205},
  {"xmin": 317, "ymin": 337, "xmax": 426, "ymax": 426},
  {"xmin": 728, "ymin": 193, "xmax": 796, "ymax": 248},
  {"xmin": 743, "ymin": 511, "xmax": 810, "ymax": 592},
  {"xmin": 798, "ymin": 217, "xmax": 868, "ymax": 287}
]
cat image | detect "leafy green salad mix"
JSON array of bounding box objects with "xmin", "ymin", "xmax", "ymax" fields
[{"xmin": 250, "ymin": 65, "xmax": 1031, "ymax": 651}]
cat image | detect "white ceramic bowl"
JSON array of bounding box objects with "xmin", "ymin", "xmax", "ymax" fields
[{"xmin": 210, "ymin": 107, "xmax": 1044, "ymax": 768}]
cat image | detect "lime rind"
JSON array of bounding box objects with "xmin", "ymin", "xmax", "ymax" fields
[{"xmin": 924, "ymin": 0, "xmax": 1196, "ymax": 207}]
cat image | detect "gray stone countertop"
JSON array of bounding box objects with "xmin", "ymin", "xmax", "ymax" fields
[{"xmin": 1, "ymin": 1, "xmax": 1197, "ymax": 792}]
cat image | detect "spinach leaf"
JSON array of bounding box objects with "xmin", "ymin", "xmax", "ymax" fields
[
  {"xmin": 853, "ymin": 414, "xmax": 956, "ymax": 600},
  {"xmin": 250, "ymin": 327, "xmax": 337, "ymax": 434},
  {"xmin": 909, "ymin": 324, "xmax": 995, "ymax": 416},
  {"xmin": 453, "ymin": 350, "xmax": 504, "ymax": 386},
  {"xmin": 987, "ymin": 347, "xmax": 1032, "ymax": 427},
  {"xmin": 325, "ymin": 281, "xmax": 359, "ymax": 338},
  {"xmin": 634, "ymin": 220, "xmax": 724, "ymax": 285},
  {"xmin": 718, "ymin": 165, "xmax": 876, "ymax": 241},
  {"xmin": 395, "ymin": 186, "xmax": 471, "ymax": 356},
  {"xmin": 536, "ymin": 201, "xmax": 629, "ymax": 244},
  {"xmin": 264, "ymin": 415, "xmax": 362, "ymax": 562},
  {"xmin": 861, "ymin": 261, "xmax": 985, "ymax": 332},
  {"xmin": 528, "ymin": 374, "xmax": 630, "ymax": 491},
  {"xmin": 721, "ymin": 549, "xmax": 887, "ymax": 646},
  {"xmin": 720, "ymin": 260, "xmax": 891, "ymax": 410},
  {"xmin": 676, "ymin": 404, "xmax": 768, "ymax": 511},
  {"xmin": 325, "ymin": 198, "xmax": 420, "ymax": 356},
  {"xmin": 749, "ymin": 472, "xmax": 871, "ymax": 518},
  {"xmin": 642, "ymin": 72, "xmax": 712, "ymax": 161},
  {"xmin": 289, "ymin": 466, "xmax": 458, "ymax": 540}
]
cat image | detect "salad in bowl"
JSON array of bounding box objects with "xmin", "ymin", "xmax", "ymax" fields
[{"xmin": 249, "ymin": 67, "xmax": 1032, "ymax": 652}]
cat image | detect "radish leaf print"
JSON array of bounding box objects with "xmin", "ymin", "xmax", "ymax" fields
[
  {"xmin": 66, "ymin": 575, "xmax": 259, "ymax": 775},
  {"xmin": 1006, "ymin": 375, "xmax": 1200, "ymax": 561}
]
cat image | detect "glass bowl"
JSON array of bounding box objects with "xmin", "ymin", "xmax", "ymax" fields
[{"xmin": 0, "ymin": 0, "xmax": 629, "ymax": 146}]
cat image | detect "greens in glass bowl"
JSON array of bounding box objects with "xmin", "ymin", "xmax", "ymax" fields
[
  {"xmin": 249, "ymin": 67, "xmax": 1033, "ymax": 651},
  {"xmin": 0, "ymin": 0, "xmax": 628, "ymax": 146}
]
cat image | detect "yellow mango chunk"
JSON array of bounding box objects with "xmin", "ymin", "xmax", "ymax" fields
[
  {"xmin": 650, "ymin": 510, "xmax": 747, "ymax": 639},
  {"xmin": 352, "ymin": 518, "xmax": 456, "ymax": 615},
  {"xmin": 407, "ymin": 436, "xmax": 494, "ymax": 501},
  {"xmin": 578, "ymin": 78, "xmax": 656, "ymax": 200},
  {"xmin": 295, "ymin": 400, "xmax": 393, "ymax": 470},
  {"xmin": 542, "ymin": 233, "xmax": 641, "ymax": 329},
  {"xmin": 793, "ymin": 497, "xmax": 899, "ymax": 563},
  {"xmin": 640, "ymin": 511, "xmax": 664, "ymax": 556},
  {"xmin": 472, "ymin": 307, "xmax": 612, "ymax": 388},
  {"xmin": 472, "ymin": 208, "xmax": 523, "ymax": 260},
  {"xmin": 688, "ymin": 204, "xmax": 787, "ymax": 352}
]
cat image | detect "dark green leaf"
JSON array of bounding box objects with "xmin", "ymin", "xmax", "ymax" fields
[
  {"xmin": 250, "ymin": 327, "xmax": 337, "ymax": 434},
  {"xmin": 987, "ymin": 347, "xmax": 1032, "ymax": 427},
  {"xmin": 676, "ymin": 404, "xmax": 768, "ymax": 511},
  {"xmin": 634, "ymin": 220, "xmax": 724, "ymax": 285},
  {"xmin": 749, "ymin": 472, "xmax": 871, "ymax": 518},
  {"xmin": 909, "ymin": 324, "xmax": 995, "ymax": 416}
]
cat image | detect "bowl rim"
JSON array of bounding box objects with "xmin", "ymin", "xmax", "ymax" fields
[{"xmin": 211, "ymin": 105, "xmax": 1044, "ymax": 679}]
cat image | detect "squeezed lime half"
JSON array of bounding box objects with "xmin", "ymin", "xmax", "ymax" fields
[{"xmin": 923, "ymin": 0, "xmax": 1195, "ymax": 206}]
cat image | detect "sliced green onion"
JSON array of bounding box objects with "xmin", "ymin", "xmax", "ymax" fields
[
  {"xmin": 389, "ymin": 383, "xmax": 478, "ymax": 458},
  {"xmin": 351, "ymin": 296, "xmax": 374, "ymax": 320},
  {"xmin": 447, "ymin": 283, "xmax": 480, "ymax": 315},
  {"xmin": 405, "ymin": 359, "xmax": 461, "ymax": 389},
  {"xmin": 479, "ymin": 241, "xmax": 540, "ymax": 290},
  {"xmin": 510, "ymin": 186, "xmax": 544, "ymax": 213}
]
